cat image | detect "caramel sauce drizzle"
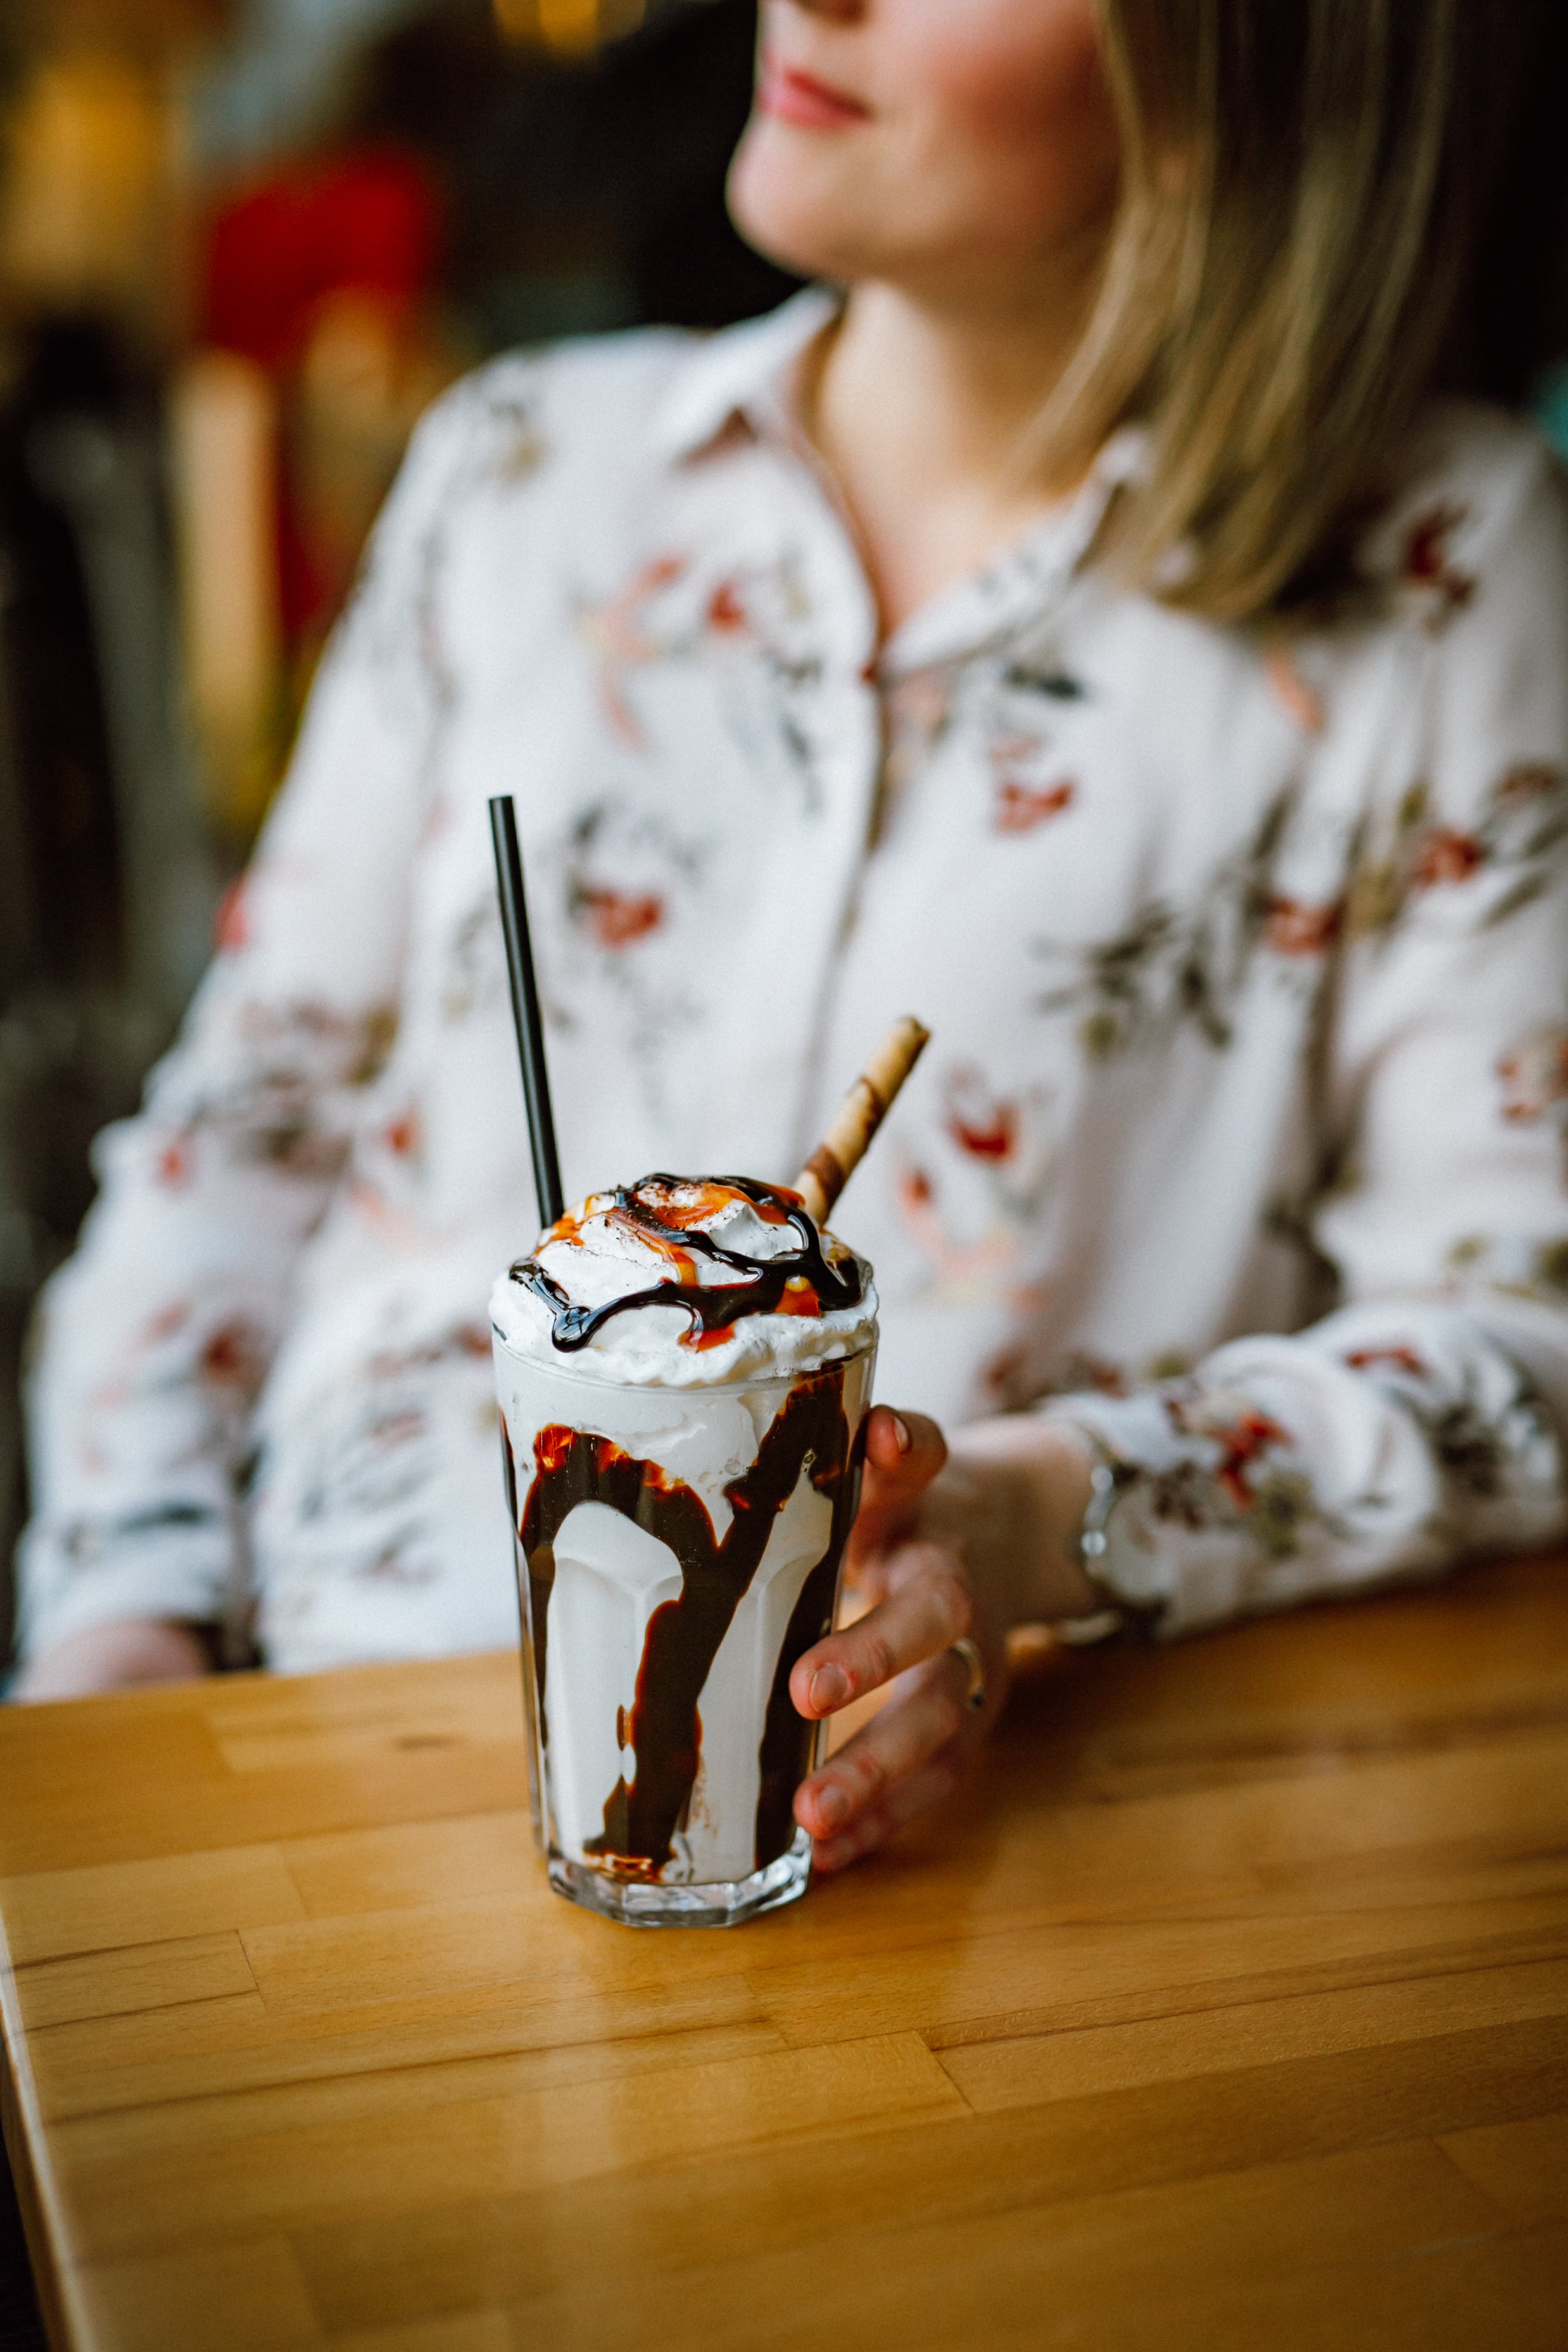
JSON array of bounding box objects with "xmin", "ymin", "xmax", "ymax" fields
[{"xmin": 510, "ymin": 1174, "xmax": 865, "ymax": 1353}]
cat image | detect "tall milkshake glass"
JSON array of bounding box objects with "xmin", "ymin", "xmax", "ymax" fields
[{"xmin": 491, "ymin": 1175, "xmax": 877, "ymax": 1927}]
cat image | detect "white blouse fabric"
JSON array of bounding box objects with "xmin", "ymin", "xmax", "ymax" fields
[{"xmin": 18, "ymin": 290, "xmax": 1568, "ymax": 1673}]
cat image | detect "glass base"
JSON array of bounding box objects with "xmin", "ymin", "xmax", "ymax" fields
[{"xmin": 547, "ymin": 1827, "xmax": 813, "ymax": 1927}]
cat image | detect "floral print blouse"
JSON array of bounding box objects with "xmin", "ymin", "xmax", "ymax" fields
[{"xmin": 18, "ymin": 290, "xmax": 1568, "ymax": 1672}]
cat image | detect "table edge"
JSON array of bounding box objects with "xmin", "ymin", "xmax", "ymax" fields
[{"xmin": 2, "ymin": 1912, "xmax": 87, "ymax": 2351}]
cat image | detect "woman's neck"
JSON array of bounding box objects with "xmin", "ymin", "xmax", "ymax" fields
[{"xmin": 801, "ymin": 277, "xmax": 1101, "ymax": 640}]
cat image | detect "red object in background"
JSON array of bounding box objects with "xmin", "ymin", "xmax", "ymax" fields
[
  {"xmin": 203, "ymin": 150, "xmax": 444, "ymax": 647},
  {"xmin": 205, "ymin": 149, "xmax": 442, "ymax": 374}
]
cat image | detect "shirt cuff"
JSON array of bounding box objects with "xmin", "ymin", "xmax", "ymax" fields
[
  {"xmin": 1040, "ymin": 1301, "xmax": 1565, "ymax": 1639},
  {"xmin": 14, "ymin": 1506, "xmax": 245, "ymax": 1662}
]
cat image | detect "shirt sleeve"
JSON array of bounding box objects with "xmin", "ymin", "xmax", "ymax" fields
[
  {"xmin": 1043, "ymin": 428, "xmax": 1568, "ymax": 1637},
  {"xmin": 14, "ymin": 382, "xmax": 478, "ymax": 1662}
]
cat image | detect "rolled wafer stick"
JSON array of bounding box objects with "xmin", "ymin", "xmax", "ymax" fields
[{"xmin": 795, "ymin": 1015, "xmax": 931, "ymax": 1226}]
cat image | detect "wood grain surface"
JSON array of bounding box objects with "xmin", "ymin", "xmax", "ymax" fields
[{"xmin": 2, "ymin": 1554, "xmax": 1566, "ymax": 2351}]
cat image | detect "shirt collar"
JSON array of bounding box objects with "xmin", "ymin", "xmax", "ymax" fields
[
  {"xmin": 881, "ymin": 425, "xmax": 1149, "ymax": 678},
  {"xmin": 648, "ymin": 287, "xmax": 1152, "ymax": 672},
  {"xmin": 647, "ymin": 286, "xmax": 845, "ymax": 464}
]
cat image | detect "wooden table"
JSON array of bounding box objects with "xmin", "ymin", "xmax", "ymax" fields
[{"xmin": 2, "ymin": 1556, "xmax": 1566, "ymax": 2352}]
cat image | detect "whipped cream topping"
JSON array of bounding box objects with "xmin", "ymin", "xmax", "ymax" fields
[{"xmin": 490, "ymin": 1175, "xmax": 877, "ymax": 1385}]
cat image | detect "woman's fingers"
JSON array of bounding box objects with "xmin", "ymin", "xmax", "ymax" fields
[
  {"xmin": 845, "ymin": 1407, "xmax": 948, "ymax": 1569},
  {"xmin": 788, "ymin": 1411, "xmax": 1005, "ymax": 1875},
  {"xmin": 790, "ymin": 1539, "xmax": 973, "ymax": 1718},
  {"xmin": 810, "ymin": 1741, "xmax": 970, "ymax": 1874},
  {"xmin": 794, "ymin": 1648, "xmax": 972, "ymax": 1842}
]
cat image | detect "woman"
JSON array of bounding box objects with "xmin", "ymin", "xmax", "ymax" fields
[{"xmin": 16, "ymin": 2, "xmax": 1568, "ymax": 1881}]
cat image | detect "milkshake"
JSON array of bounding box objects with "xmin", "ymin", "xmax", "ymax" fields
[{"xmin": 491, "ymin": 1174, "xmax": 878, "ymax": 1926}]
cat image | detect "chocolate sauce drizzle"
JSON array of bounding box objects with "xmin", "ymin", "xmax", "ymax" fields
[
  {"xmin": 510, "ymin": 1174, "xmax": 865, "ymax": 1353},
  {"xmin": 514, "ymin": 1362, "xmax": 865, "ymax": 1879}
]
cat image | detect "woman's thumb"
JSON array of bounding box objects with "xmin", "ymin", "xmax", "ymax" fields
[{"xmin": 849, "ymin": 1406, "xmax": 947, "ymax": 1551}]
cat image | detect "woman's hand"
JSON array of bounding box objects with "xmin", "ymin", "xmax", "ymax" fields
[
  {"xmin": 791, "ymin": 1405, "xmax": 1099, "ymax": 1873},
  {"xmin": 11, "ymin": 1620, "xmax": 214, "ymax": 1702}
]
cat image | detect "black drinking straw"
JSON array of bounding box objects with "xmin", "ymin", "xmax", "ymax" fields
[{"xmin": 489, "ymin": 795, "xmax": 565, "ymax": 1229}]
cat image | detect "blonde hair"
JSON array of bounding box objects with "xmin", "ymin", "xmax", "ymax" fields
[{"xmin": 1055, "ymin": 0, "xmax": 1548, "ymax": 624}]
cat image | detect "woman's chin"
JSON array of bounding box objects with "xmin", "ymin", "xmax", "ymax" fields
[{"xmin": 726, "ymin": 130, "xmax": 874, "ymax": 287}]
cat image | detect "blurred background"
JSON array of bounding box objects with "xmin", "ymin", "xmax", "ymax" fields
[
  {"xmin": 0, "ymin": 0, "xmax": 799, "ymax": 1663},
  {"xmin": 0, "ymin": 0, "xmax": 1565, "ymax": 1666}
]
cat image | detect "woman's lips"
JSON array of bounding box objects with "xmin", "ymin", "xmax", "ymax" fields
[{"xmin": 757, "ymin": 56, "xmax": 871, "ymax": 131}]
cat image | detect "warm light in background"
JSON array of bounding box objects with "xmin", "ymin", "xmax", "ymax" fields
[
  {"xmin": 0, "ymin": 53, "xmax": 179, "ymax": 328},
  {"xmin": 494, "ymin": 0, "xmax": 647, "ymax": 56},
  {"xmin": 169, "ymin": 350, "xmax": 284, "ymax": 834}
]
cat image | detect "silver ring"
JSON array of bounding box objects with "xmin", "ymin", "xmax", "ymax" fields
[{"xmin": 950, "ymin": 1635, "xmax": 987, "ymax": 1712}]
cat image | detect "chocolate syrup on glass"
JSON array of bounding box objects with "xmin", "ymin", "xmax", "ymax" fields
[
  {"xmin": 509, "ymin": 1174, "xmax": 865, "ymax": 1353},
  {"xmin": 516, "ymin": 1362, "xmax": 864, "ymax": 1878}
]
